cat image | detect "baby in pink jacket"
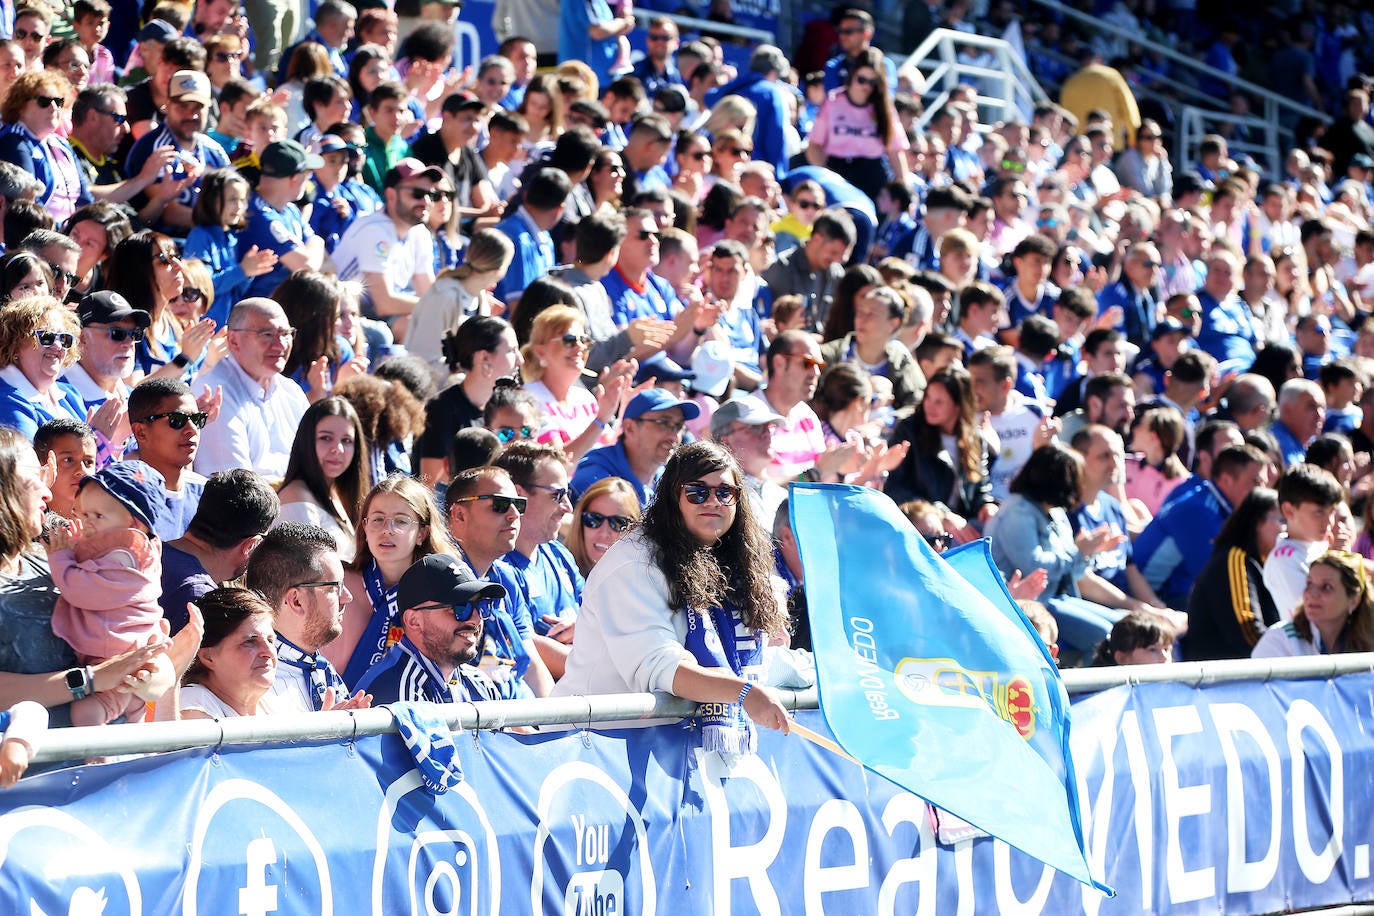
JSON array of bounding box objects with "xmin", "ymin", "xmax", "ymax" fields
[{"xmin": 47, "ymin": 461, "xmax": 175, "ymax": 726}]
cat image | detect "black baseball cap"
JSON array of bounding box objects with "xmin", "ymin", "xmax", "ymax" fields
[
  {"xmin": 77, "ymin": 291, "xmax": 151, "ymax": 328},
  {"xmin": 397, "ymin": 554, "xmax": 506, "ymax": 616}
]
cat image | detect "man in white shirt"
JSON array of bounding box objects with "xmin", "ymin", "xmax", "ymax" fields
[
  {"xmin": 246, "ymin": 523, "xmax": 370, "ymax": 710},
  {"xmin": 194, "ymin": 298, "xmax": 310, "ymax": 478},
  {"xmin": 333, "ymin": 157, "xmax": 439, "ymax": 339},
  {"xmin": 968, "ymin": 345, "xmax": 1057, "ymax": 502}
]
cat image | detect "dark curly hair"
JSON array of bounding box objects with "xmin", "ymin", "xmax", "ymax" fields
[{"xmin": 638, "ymin": 440, "xmax": 784, "ymax": 635}]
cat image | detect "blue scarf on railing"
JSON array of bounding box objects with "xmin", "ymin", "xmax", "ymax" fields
[{"xmin": 682, "ymin": 604, "xmax": 764, "ymax": 755}]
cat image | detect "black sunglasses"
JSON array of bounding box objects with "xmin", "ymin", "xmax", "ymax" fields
[
  {"xmin": 682, "ymin": 482, "xmax": 741, "ymax": 505},
  {"xmin": 636, "ymin": 229, "xmax": 660, "ymax": 241},
  {"xmin": 852, "ymin": 75, "xmax": 876, "ymax": 88},
  {"xmin": 404, "ymin": 187, "xmax": 443, "ymax": 202},
  {"xmin": 92, "ymin": 107, "xmax": 127, "ymax": 125},
  {"xmin": 412, "ymin": 600, "xmax": 490, "ymax": 622},
  {"xmin": 494, "ymin": 425, "xmax": 534, "ymax": 443},
  {"xmin": 45, "ymin": 263, "xmax": 80, "ymax": 287},
  {"xmin": 35, "ymin": 95, "xmax": 65, "ymax": 110},
  {"xmin": 560, "ymin": 333, "xmax": 592, "ymax": 347},
  {"xmin": 582, "ymin": 511, "xmax": 632, "ymax": 532},
  {"xmin": 178, "ymin": 288, "xmax": 205, "ymax": 303},
  {"xmin": 450, "ymin": 494, "xmax": 527, "ymax": 514},
  {"xmin": 795, "ymin": 200, "xmax": 821, "ymax": 210},
  {"xmin": 92, "ymin": 327, "xmax": 145, "ymax": 343},
  {"xmin": 134, "ymin": 410, "xmax": 208, "ymax": 430}
]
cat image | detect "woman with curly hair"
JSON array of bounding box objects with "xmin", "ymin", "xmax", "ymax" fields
[
  {"xmin": 0, "ymin": 295, "xmax": 85, "ymax": 437},
  {"xmin": 334, "ymin": 373, "xmax": 425, "ymax": 483},
  {"xmin": 1253, "ymin": 550, "xmax": 1374, "ymax": 658},
  {"xmin": 553, "ymin": 440, "xmax": 792, "ymax": 745},
  {"xmin": 0, "ymin": 69, "xmax": 88, "ymax": 222}
]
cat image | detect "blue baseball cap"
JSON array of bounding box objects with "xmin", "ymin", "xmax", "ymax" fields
[
  {"xmin": 79, "ymin": 460, "xmax": 166, "ymax": 535},
  {"xmin": 623, "ymin": 388, "xmax": 702, "ymax": 421}
]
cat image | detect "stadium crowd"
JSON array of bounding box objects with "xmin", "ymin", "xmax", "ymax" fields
[{"xmin": 0, "ymin": 0, "xmax": 1372, "ymax": 771}]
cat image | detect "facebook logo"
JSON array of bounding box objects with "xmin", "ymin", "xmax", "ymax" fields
[{"xmin": 239, "ymin": 837, "xmax": 279, "ymax": 916}]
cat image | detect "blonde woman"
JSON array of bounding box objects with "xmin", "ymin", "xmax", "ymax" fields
[
  {"xmin": 521, "ymin": 305, "xmax": 627, "ymax": 463},
  {"xmin": 405, "ymin": 228, "xmax": 516, "ymax": 382}
]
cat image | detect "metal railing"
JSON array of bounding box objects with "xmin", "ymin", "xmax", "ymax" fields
[
  {"xmin": 634, "ymin": 9, "xmax": 774, "ymax": 46},
  {"xmin": 901, "ymin": 28, "xmax": 1050, "ymax": 128},
  {"xmin": 1024, "ymin": 0, "xmax": 1330, "ymax": 178},
  {"xmin": 25, "ymin": 652, "xmax": 1374, "ymax": 764}
]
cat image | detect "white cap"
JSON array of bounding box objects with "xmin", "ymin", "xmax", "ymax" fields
[{"xmin": 690, "ymin": 340, "xmax": 733, "ymax": 399}]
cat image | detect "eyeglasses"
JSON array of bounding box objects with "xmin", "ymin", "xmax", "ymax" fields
[
  {"xmin": 784, "ymin": 353, "xmax": 826, "ymax": 371},
  {"xmin": 435, "ymin": 190, "xmax": 457, "ymax": 202},
  {"xmin": 133, "ymin": 410, "xmax": 208, "ymax": 429},
  {"xmin": 999, "ymin": 159, "xmax": 1027, "ymax": 173},
  {"xmin": 177, "ymin": 288, "xmax": 205, "ymax": 304},
  {"xmin": 45, "ymin": 263, "xmax": 79, "ymax": 288},
  {"xmin": 90, "ymin": 326, "xmax": 145, "ymax": 343},
  {"xmin": 229, "ymin": 326, "xmax": 296, "ymax": 344},
  {"xmin": 31, "ymin": 329, "xmax": 74, "ymax": 349},
  {"xmin": 1138, "ymin": 133, "xmax": 1160, "ymax": 140},
  {"xmin": 682, "ymin": 482, "xmax": 741, "ymax": 505},
  {"xmin": 61, "ymin": 58, "xmax": 90, "ymax": 72},
  {"xmin": 213, "ymin": 50, "xmax": 244, "ymax": 62},
  {"xmin": 450, "ymin": 493, "xmax": 527, "ymax": 514},
  {"xmin": 720, "ymin": 147, "xmax": 751, "ymax": 157},
  {"xmin": 648, "ymin": 32, "xmax": 674, "ymax": 41},
  {"xmin": 403, "ymin": 187, "xmax": 443, "ymax": 202},
  {"xmin": 291, "ymin": 579, "xmax": 344, "ymax": 597},
  {"xmin": 633, "ymin": 416, "xmax": 685, "ymax": 434},
  {"xmin": 582, "ymin": 511, "xmax": 633, "ymax": 531},
  {"xmin": 636, "ymin": 229, "xmax": 660, "ymax": 242},
  {"xmin": 837, "ymin": 26, "xmax": 864, "ymax": 35},
  {"xmin": 494, "ymin": 425, "xmax": 534, "ymax": 443},
  {"xmin": 35, "ymin": 95, "xmax": 65, "ymax": 110},
  {"xmin": 91, "ymin": 107, "xmax": 127, "ymax": 125},
  {"xmin": 411, "ymin": 600, "xmax": 489, "ymax": 622},
  {"xmin": 689, "ymin": 151, "xmax": 711, "ymax": 160},
  {"xmin": 852, "ymin": 75, "xmax": 876, "ymax": 88},
  {"xmin": 728, "ymin": 422, "xmax": 773, "ymax": 439},
  {"xmin": 155, "ymin": 251, "xmax": 179, "ymax": 266},
  {"xmin": 528, "ymin": 482, "xmax": 570, "ymax": 504},
  {"xmin": 795, "ymin": 200, "xmax": 821, "ymax": 210},
  {"xmin": 560, "ymin": 333, "xmax": 592, "ymax": 348},
  {"xmin": 13, "ymin": 28, "xmax": 46, "ymax": 41},
  {"xmin": 364, "ymin": 513, "xmax": 420, "ymax": 533}
]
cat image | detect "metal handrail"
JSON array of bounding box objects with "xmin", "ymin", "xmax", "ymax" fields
[
  {"xmin": 1023, "ymin": 0, "xmax": 1329, "ymax": 126},
  {"xmin": 634, "ymin": 9, "xmax": 773, "ymax": 44},
  {"xmin": 899, "ymin": 28, "xmax": 1049, "ymax": 128},
  {"xmin": 24, "ymin": 653, "xmax": 1374, "ymax": 763}
]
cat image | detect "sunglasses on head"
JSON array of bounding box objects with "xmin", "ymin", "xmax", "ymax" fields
[
  {"xmin": 35, "ymin": 95, "xmax": 65, "ymax": 110},
  {"xmin": 32, "ymin": 329, "xmax": 75, "ymax": 350},
  {"xmin": 682, "ymin": 482, "xmax": 741, "ymax": 505},
  {"xmin": 582, "ymin": 511, "xmax": 632, "ymax": 532},
  {"xmin": 451, "ymin": 493, "xmax": 527, "ymax": 514},
  {"xmin": 93, "ymin": 326, "xmax": 145, "ymax": 342},
  {"xmin": 560, "ymin": 332, "xmax": 592, "ymax": 347},
  {"xmin": 494, "ymin": 425, "xmax": 534, "ymax": 443},
  {"xmin": 135, "ymin": 410, "xmax": 208, "ymax": 430}
]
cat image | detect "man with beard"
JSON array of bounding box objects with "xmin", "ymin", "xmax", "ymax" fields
[
  {"xmin": 446, "ymin": 466, "xmax": 554, "ymax": 699},
  {"xmin": 753, "ymin": 330, "xmax": 857, "ymax": 482},
  {"xmin": 333, "ymin": 157, "xmax": 440, "ymax": 339},
  {"xmin": 63, "ymin": 291, "xmax": 147, "ymax": 461},
  {"xmin": 246, "ymin": 523, "xmax": 371, "ymax": 711},
  {"xmin": 355, "ymin": 553, "xmax": 505, "ymax": 704},
  {"xmin": 710, "ymin": 397, "xmax": 786, "ymax": 529},
  {"xmin": 123, "ymin": 69, "xmax": 231, "ymax": 233},
  {"xmin": 194, "ymin": 298, "xmax": 309, "ymax": 478},
  {"xmin": 570, "ymin": 388, "xmax": 699, "ymax": 507}
]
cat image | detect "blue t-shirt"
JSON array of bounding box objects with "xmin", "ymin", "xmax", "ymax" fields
[
  {"xmin": 238, "ymin": 192, "xmax": 316, "ymax": 299},
  {"xmin": 159, "ymin": 543, "xmax": 215, "ymax": 634},
  {"xmin": 155, "ymin": 477, "xmax": 205, "ymax": 542},
  {"xmin": 558, "ymin": 0, "xmax": 619, "ymax": 94},
  {"xmin": 571, "ymin": 442, "xmax": 655, "ymax": 506},
  {"xmin": 502, "ymin": 541, "xmax": 584, "ymax": 636},
  {"xmin": 492, "ymin": 210, "xmax": 553, "ymax": 303},
  {"xmin": 124, "ymin": 128, "xmax": 231, "ymax": 234},
  {"xmin": 1071, "ymin": 491, "xmax": 1131, "ymax": 591},
  {"xmin": 601, "ymin": 268, "xmax": 681, "ymax": 327},
  {"xmin": 183, "ymin": 224, "xmax": 251, "ymax": 328}
]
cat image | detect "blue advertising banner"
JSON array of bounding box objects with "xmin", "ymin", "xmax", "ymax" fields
[{"xmin": 1, "ymin": 674, "xmax": 1373, "ymax": 914}]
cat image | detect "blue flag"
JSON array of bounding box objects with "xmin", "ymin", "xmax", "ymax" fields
[{"xmin": 790, "ymin": 482, "xmax": 1112, "ymax": 895}]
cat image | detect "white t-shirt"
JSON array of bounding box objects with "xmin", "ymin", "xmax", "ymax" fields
[
  {"xmin": 987, "ymin": 391, "xmax": 1046, "ymax": 503},
  {"xmin": 333, "ymin": 210, "xmax": 434, "ymax": 304},
  {"xmin": 525, "ymin": 379, "xmax": 600, "ymax": 448},
  {"xmin": 1262, "ymin": 536, "xmax": 1326, "ymax": 621}
]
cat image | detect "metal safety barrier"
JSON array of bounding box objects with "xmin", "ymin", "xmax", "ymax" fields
[
  {"xmin": 26, "ymin": 652, "xmax": 1374, "ymax": 764},
  {"xmin": 900, "ymin": 27, "xmax": 1050, "ymax": 128}
]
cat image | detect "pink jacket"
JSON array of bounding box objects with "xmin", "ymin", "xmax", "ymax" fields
[{"xmin": 50, "ymin": 529, "xmax": 163, "ymax": 661}]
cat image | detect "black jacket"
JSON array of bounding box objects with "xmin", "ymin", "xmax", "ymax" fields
[
  {"xmin": 1182, "ymin": 546, "xmax": 1279, "ymax": 661},
  {"xmin": 884, "ymin": 416, "xmax": 995, "ymax": 516}
]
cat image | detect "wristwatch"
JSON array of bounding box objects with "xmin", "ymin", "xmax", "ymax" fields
[
  {"xmin": 171, "ymin": 353, "xmax": 191, "ymax": 369},
  {"xmin": 65, "ymin": 666, "xmax": 94, "ymax": 701}
]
